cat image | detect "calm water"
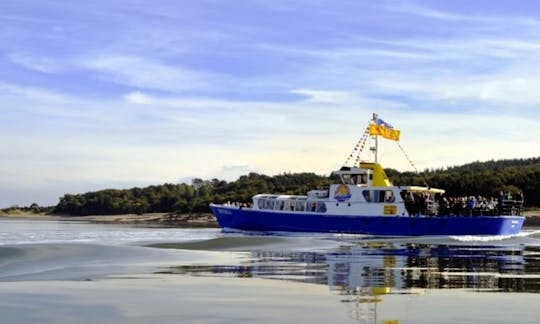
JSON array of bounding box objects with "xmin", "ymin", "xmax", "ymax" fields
[{"xmin": 1, "ymin": 218, "xmax": 540, "ymax": 323}]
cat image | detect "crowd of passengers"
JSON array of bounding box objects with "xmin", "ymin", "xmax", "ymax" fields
[{"xmin": 404, "ymin": 191, "xmax": 524, "ymax": 216}]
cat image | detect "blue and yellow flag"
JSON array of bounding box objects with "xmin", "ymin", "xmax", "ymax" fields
[{"xmin": 369, "ymin": 118, "xmax": 400, "ymax": 141}]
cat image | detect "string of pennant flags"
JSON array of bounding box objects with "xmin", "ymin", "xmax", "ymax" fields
[
  {"xmin": 343, "ymin": 124, "xmax": 371, "ymax": 166},
  {"xmin": 355, "ymin": 127, "xmax": 371, "ymax": 165}
]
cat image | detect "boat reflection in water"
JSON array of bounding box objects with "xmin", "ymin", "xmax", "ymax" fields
[
  {"xmin": 327, "ymin": 242, "xmax": 530, "ymax": 292},
  {"xmin": 172, "ymin": 241, "xmax": 536, "ymax": 291},
  {"xmin": 161, "ymin": 235, "xmax": 540, "ymax": 323},
  {"xmin": 324, "ymin": 240, "xmax": 537, "ymax": 323}
]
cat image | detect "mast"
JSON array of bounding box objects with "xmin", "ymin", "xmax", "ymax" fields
[{"xmin": 370, "ymin": 112, "xmax": 378, "ymax": 163}]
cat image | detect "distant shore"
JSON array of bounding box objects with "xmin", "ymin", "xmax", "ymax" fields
[
  {"xmin": 0, "ymin": 211, "xmax": 219, "ymax": 227},
  {"xmin": 1, "ymin": 209, "xmax": 539, "ymax": 227},
  {"xmin": 523, "ymin": 210, "xmax": 540, "ymax": 227}
]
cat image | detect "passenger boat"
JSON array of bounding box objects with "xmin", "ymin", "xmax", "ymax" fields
[{"xmin": 210, "ymin": 114, "xmax": 525, "ymax": 236}]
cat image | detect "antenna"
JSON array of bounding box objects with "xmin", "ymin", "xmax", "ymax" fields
[{"xmin": 370, "ymin": 113, "xmax": 378, "ymax": 163}]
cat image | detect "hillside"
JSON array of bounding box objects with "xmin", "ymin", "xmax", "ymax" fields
[{"xmin": 52, "ymin": 157, "xmax": 540, "ymax": 216}]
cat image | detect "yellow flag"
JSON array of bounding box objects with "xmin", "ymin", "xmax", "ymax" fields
[{"xmin": 369, "ymin": 124, "xmax": 400, "ymax": 141}]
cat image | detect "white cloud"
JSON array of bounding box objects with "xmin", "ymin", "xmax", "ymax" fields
[
  {"xmin": 389, "ymin": 4, "xmax": 483, "ymax": 22},
  {"xmin": 7, "ymin": 52, "xmax": 63, "ymax": 73},
  {"xmin": 386, "ymin": 2, "xmax": 540, "ymax": 25},
  {"xmin": 125, "ymin": 91, "xmax": 152, "ymax": 105},
  {"xmin": 371, "ymin": 66, "xmax": 540, "ymax": 107},
  {"xmin": 290, "ymin": 89, "xmax": 356, "ymax": 103},
  {"xmin": 0, "ymin": 82, "xmax": 72, "ymax": 103},
  {"xmin": 81, "ymin": 55, "xmax": 226, "ymax": 92}
]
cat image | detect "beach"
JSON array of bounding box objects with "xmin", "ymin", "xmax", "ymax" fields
[
  {"xmin": 0, "ymin": 212, "xmax": 219, "ymax": 227},
  {"xmin": 1, "ymin": 217, "xmax": 540, "ymax": 323}
]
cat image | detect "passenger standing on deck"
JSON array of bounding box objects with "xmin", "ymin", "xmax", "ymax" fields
[
  {"xmin": 498, "ymin": 191, "xmax": 505, "ymax": 215},
  {"xmin": 516, "ymin": 191, "xmax": 524, "ymax": 215},
  {"xmin": 439, "ymin": 197, "xmax": 449, "ymax": 216},
  {"xmin": 467, "ymin": 196, "xmax": 476, "ymax": 216},
  {"xmin": 418, "ymin": 194, "xmax": 426, "ymax": 216},
  {"xmin": 516, "ymin": 191, "xmax": 524, "ymax": 204}
]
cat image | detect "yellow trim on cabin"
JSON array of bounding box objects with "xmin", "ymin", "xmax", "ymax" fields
[{"xmin": 359, "ymin": 162, "xmax": 393, "ymax": 186}]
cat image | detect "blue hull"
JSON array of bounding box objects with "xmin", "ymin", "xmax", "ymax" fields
[{"xmin": 210, "ymin": 205, "xmax": 524, "ymax": 236}]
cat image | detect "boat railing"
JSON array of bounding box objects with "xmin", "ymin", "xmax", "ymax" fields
[
  {"xmin": 407, "ymin": 196, "xmax": 524, "ymax": 217},
  {"xmin": 499, "ymin": 200, "xmax": 523, "ymax": 216}
]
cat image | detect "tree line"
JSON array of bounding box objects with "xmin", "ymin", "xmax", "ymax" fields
[{"xmin": 53, "ymin": 157, "xmax": 540, "ymax": 216}]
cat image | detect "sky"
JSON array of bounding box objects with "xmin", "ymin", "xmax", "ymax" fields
[{"xmin": 1, "ymin": 0, "xmax": 540, "ymax": 207}]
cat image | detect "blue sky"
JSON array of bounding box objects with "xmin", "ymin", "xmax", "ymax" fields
[{"xmin": 2, "ymin": 0, "xmax": 540, "ymax": 207}]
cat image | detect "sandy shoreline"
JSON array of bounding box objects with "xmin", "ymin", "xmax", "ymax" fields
[
  {"xmin": 522, "ymin": 210, "xmax": 540, "ymax": 226},
  {"xmin": 0, "ymin": 212, "xmax": 219, "ymax": 227}
]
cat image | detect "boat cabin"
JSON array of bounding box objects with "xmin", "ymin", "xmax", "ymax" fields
[
  {"xmin": 251, "ymin": 162, "xmax": 411, "ymax": 216},
  {"xmin": 332, "ymin": 162, "xmax": 392, "ymax": 187}
]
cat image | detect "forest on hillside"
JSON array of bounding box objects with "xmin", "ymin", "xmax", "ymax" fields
[{"xmin": 53, "ymin": 157, "xmax": 540, "ymax": 216}]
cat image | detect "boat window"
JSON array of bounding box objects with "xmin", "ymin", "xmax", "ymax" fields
[
  {"xmin": 359, "ymin": 174, "xmax": 367, "ymax": 185},
  {"xmin": 258, "ymin": 199, "xmax": 266, "ymax": 209},
  {"xmin": 275, "ymin": 200, "xmax": 285, "ymax": 210},
  {"xmin": 362, "ymin": 190, "xmax": 394, "ymax": 203},
  {"xmin": 378, "ymin": 190, "xmax": 385, "ymax": 203},
  {"xmin": 384, "ymin": 190, "xmax": 395, "ymax": 202},
  {"xmin": 295, "ymin": 199, "xmax": 306, "ymax": 212},
  {"xmin": 362, "ymin": 190, "xmax": 373, "ymax": 202},
  {"xmin": 288, "ymin": 198, "xmax": 297, "ymax": 211},
  {"xmin": 283, "ymin": 200, "xmax": 290, "ymax": 211},
  {"xmin": 341, "ymin": 174, "xmax": 369, "ymax": 185},
  {"xmin": 308, "ymin": 201, "xmax": 317, "ymax": 212},
  {"xmin": 316, "ymin": 201, "xmax": 327, "ymax": 213},
  {"xmin": 266, "ymin": 199, "xmax": 275, "ymax": 209}
]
